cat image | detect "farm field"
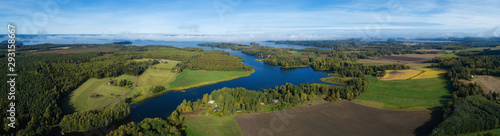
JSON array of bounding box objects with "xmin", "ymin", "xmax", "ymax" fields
[
  {"xmin": 235, "ymin": 102, "xmax": 439, "ymax": 136},
  {"xmin": 379, "ymin": 69, "xmax": 421, "ymax": 80},
  {"xmin": 184, "ymin": 115, "xmax": 243, "ymax": 136},
  {"xmin": 460, "ymin": 75, "xmax": 500, "ymax": 93},
  {"xmin": 166, "ymin": 69, "xmax": 254, "ymax": 90},
  {"xmin": 29, "ymin": 45, "xmax": 119, "ymax": 54},
  {"xmin": 356, "ymin": 76, "xmax": 452, "ymax": 110},
  {"xmin": 438, "ymin": 53, "xmax": 457, "ymax": 58},
  {"xmin": 134, "ymin": 58, "xmax": 180, "ymax": 70},
  {"xmin": 130, "ymin": 63, "xmax": 254, "ymax": 103},
  {"xmin": 358, "ymin": 53, "xmax": 442, "ymax": 69},
  {"xmin": 62, "ymin": 74, "xmax": 136, "ymax": 112},
  {"xmin": 379, "ymin": 68, "xmax": 447, "ymax": 80}
]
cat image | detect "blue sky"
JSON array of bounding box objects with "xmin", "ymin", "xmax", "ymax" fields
[{"xmin": 1, "ymin": 0, "xmax": 499, "ymax": 39}]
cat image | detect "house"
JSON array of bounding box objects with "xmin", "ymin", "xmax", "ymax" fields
[
  {"xmin": 236, "ymin": 109, "xmax": 242, "ymax": 112},
  {"xmin": 175, "ymin": 66, "xmax": 181, "ymax": 71},
  {"xmin": 272, "ymin": 99, "xmax": 279, "ymax": 103},
  {"xmin": 260, "ymin": 102, "xmax": 265, "ymax": 105},
  {"xmin": 213, "ymin": 107, "xmax": 220, "ymax": 111},
  {"xmin": 107, "ymin": 80, "xmax": 114, "ymax": 85},
  {"xmin": 208, "ymin": 100, "xmax": 215, "ymax": 104}
]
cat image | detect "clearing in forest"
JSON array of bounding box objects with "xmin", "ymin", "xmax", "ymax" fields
[{"xmin": 460, "ymin": 75, "xmax": 500, "ymax": 93}]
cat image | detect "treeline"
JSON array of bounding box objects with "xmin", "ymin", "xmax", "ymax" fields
[
  {"xmin": 176, "ymin": 79, "xmax": 367, "ymax": 116},
  {"xmin": 59, "ymin": 101, "xmax": 130, "ymax": 132},
  {"xmin": 107, "ymin": 108, "xmax": 186, "ymax": 135},
  {"xmin": 115, "ymin": 45, "xmax": 253, "ymax": 71},
  {"xmin": 429, "ymin": 51, "xmax": 500, "ymax": 98},
  {"xmin": 110, "ymin": 79, "xmax": 134, "ymax": 88},
  {"xmin": 432, "ymin": 96, "xmax": 500, "ymax": 135},
  {"xmin": 107, "ymin": 118, "xmax": 183, "ymax": 136},
  {"xmin": 198, "ymin": 43, "xmax": 410, "ymax": 77}
]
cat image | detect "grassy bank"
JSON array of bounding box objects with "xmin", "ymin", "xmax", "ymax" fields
[
  {"xmin": 184, "ymin": 115, "xmax": 243, "ymax": 136},
  {"xmin": 130, "ymin": 68, "xmax": 254, "ymax": 104},
  {"xmin": 166, "ymin": 69, "xmax": 255, "ymax": 90},
  {"xmin": 356, "ymin": 76, "xmax": 452, "ymax": 110},
  {"xmin": 62, "ymin": 74, "xmax": 136, "ymax": 112}
]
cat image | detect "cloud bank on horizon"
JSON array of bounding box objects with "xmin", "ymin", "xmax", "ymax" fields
[{"xmin": 1, "ymin": 0, "xmax": 499, "ymax": 41}]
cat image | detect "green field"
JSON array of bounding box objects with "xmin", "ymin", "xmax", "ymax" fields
[
  {"xmin": 288, "ymin": 50, "xmax": 316, "ymax": 55},
  {"xmin": 320, "ymin": 76, "xmax": 352, "ymax": 85},
  {"xmin": 166, "ymin": 69, "xmax": 254, "ymax": 89},
  {"xmin": 438, "ymin": 53, "xmax": 457, "ymax": 58},
  {"xmin": 184, "ymin": 115, "xmax": 243, "ymax": 136},
  {"xmin": 129, "ymin": 61, "xmax": 254, "ymax": 103},
  {"xmin": 356, "ymin": 76, "xmax": 452, "ymax": 110},
  {"xmin": 62, "ymin": 74, "xmax": 136, "ymax": 112}
]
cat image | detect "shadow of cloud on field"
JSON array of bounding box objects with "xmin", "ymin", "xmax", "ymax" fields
[{"xmin": 413, "ymin": 110, "xmax": 444, "ymax": 136}]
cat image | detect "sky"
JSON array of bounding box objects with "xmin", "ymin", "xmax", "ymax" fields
[{"xmin": 1, "ymin": 0, "xmax": 499, "ymax": 40}]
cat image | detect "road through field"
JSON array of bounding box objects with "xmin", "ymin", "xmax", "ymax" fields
[{"xmin": 236, "ymin": 102, "xmax": 440, "ymax": 136}]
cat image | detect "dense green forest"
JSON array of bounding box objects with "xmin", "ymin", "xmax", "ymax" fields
[
  {"xmin": 0, "ymin": 44, "xmax": 252, "ymax": 135},
  {"xmin": 199, "ymin": 42, "xmax": 410, "ymax": 77},
  {"xmin": 432, "ymin": 96, "xmax": 500, "ymax": 135},
  {"xmin": 174, "ymin": 77, "xmax": 367, "ymax": 117},
  {"xmin": 59, "ymin": 101, "xmax": 130, "ymax": 132}
]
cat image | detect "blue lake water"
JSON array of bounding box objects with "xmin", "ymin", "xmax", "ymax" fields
[
  {"xmin": 18, "ymin": 36, "xmax": 339, "ymax": 123},
  {"xmin": 129, "ymin": 42, "xmax": 340, "ymax": 122}
]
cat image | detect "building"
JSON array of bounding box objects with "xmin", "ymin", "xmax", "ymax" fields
[
  {"xmin": 208, "ymin": 100, "xmax": 215, "ymax": 104},
  {"xmin": 272, "ymin": 99, "xmax": 279, "ymax": 103},
  {"xmin": 213, "ymin": 107, "xmax": 220, "ymax": 111},
  {"xmin": 107, "ymin": 80, "xmax": 114, "ymax": 85},
  {"xmin": 175, "ymin": 67, "xmax": 181, "ymax": 71},
  {"xmin": 260, "ymin": 102, "xmax": 265, "ymax": 105},
  {"xmin": 236, "ymin": 109, "xmax": 242, "ymax": 112}
]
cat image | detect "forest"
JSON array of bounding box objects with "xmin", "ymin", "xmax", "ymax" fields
[
  {"xmin": 432, "ymin": 95, "xmax": 500, "ymax": 135},
  {"xmin": 199, "ymin": 42, "xmax": 410, "ymax": 77},
  {"xmin": 59, "ymin": 101, "xmax": 130, "ymax": 132},
  {"xmin": 0, "ymin": 44, "xmax": 252, "ymax": 135},
  {"xmin": 174, "ymin": 76, "xmax": 368, "ymax": 117}
]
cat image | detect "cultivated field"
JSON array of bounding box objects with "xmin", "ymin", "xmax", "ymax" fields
[
  {"xmin": 166, "ymin": 69, "xmax": 254, "ymax": 90},
  {"xmin": 358, "ymin": 53, "xmax": 443, "ymax": 69},
  {"xmin": 379, "ymin": 70, "xmax": 421, "ymax": 80},
  {"xmin": 356, "ymin": 76, "xmax": 451, "ymax": 110},
  {"xmin": 379, "ymin": 68, "xmax": 447, "ymax": 80},
  {"xmin": 236, "ymin": 102, "xmax": 439, "ymax": 136},
  {"xmin": 184, "ymin": 115, "xmax": 243, "ymax": 136},
  {"xmin": 30, "ymin": 45, "xmax": 119, "ymax": 54},
  {"xmin": 130, "ymin": 62, "xmax": 254, "ymax": 103},
  {"xmin": 134, "ymin": 58, "xmax": 181, "ymax": 70},
  {"xmin": 460, "ymin": 75, "xmax": 500, "ymax": 93},
  {"xmin": 62, "ymin": 74, "xmax": 136, "ymax": 112}
]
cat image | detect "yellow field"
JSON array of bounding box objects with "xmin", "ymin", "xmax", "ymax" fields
[
  {"xmin": 412, "ymin": 68, "xmax": 448, "ymax": 79},
  {"xmin": 379, "ymin": 68, "xmax": 447, "ymax": 80},
  {"xmin": 379, "ymin": 70, "xmax": 421, "ymax": 80}
]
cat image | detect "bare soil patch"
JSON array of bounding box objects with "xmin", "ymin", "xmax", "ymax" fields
[
  {"xmin": 358, "ymin": 54, "xmax": 442, "ymax": 69},
  {"xmin": 236, "ymin": 102, "xmax": 440, "ymax": 136},
  {"xmin": 460, "ymin": 75, "xmax": 500, "ymax": 93}
]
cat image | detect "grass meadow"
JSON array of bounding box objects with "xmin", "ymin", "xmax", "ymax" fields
[
  {"xmin": 356, "ymin": 76, "xmax": 452, "ymax": 110},
  {"xmin": 62, "ymin": 74, "xmax": 136, "ymax": 113}
]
